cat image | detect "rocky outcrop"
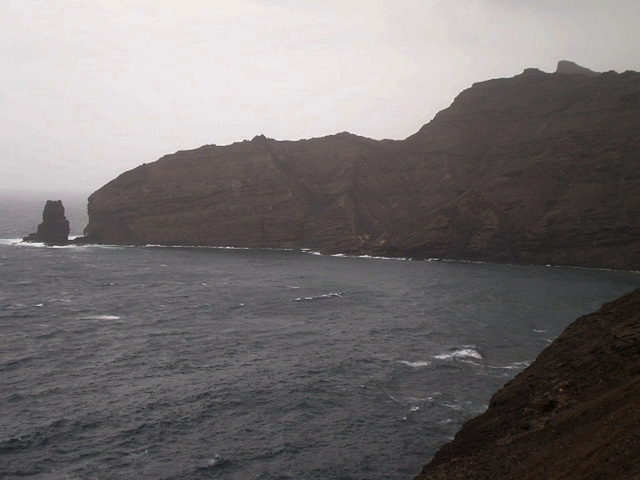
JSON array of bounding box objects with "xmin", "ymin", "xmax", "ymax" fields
[
  {"xmin": 414, "ymin": 286, "xmax": 640, "ymax": 480},
  {"xmin": 23, "ymin": 200, "xmax": 70, "ymax": 245},
  {"xmin": 556, "ymin": 60, "xmax": 601, "ymax": 76},
  {"xmin": 83, "ymin": 62, "xmax": 640, "ymax": 270}
]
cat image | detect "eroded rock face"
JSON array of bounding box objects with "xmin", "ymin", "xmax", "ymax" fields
[
  {"xmin": 23, "ymin": 200, "xmax": 70, "ymax": 245},
  {"xmin": 83, "ymin": 63, "xmax": 640, "ymax": 270},
  {"xmin": 414, "ymin": 287, "xmax": 640, "ymax": 480}
]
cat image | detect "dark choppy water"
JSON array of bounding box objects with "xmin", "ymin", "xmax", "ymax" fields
[{"xmin": 1, "ymin": 197, "xmax": 638, "ymax": 479}]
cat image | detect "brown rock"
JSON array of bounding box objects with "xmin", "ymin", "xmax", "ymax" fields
[
  {"xmin": 23, "ymin": 200, "xmax": 70, "ymax": 245},
  {"xmin": 414, "ymin": 287, "xmax": 640, "ymax": 480},
  {"xmin": 390, "ymin": 67, "xmax": 640, "ymax": 269},
  {"xmin": 83, "ymin": 64, "xmax": 640, "ymax": 270}
]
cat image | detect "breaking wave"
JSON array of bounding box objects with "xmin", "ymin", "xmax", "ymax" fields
[
  {"xmin": 433, "ymin": 346, "xmax": 483, "ymax": 362},
  {"xmin": 489, "ymin": 360, "xmax": 532, "ymax": 370},
  {"xmin": 399, "ymin": 360, "xmax": 432, "ymax": 368},
  {"xmin": 85, "ymin": 315, "xmax": 122, "ymax": 320},
  {"xmin": 0, "ymin": 238, "xmax": 22, "ymax": 246},
  {"xmin": 293, "ymin": 292, "xmax": 343, "ymax": 302}
]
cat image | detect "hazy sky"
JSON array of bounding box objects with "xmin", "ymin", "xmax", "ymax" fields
[{"xmin": 2, "ymin": 0, "xmax": 639, "ymax": 195}]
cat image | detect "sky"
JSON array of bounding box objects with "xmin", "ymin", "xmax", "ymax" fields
[{"xmin": 1, "ymin": 0, "xmax": 639, "ymax": 195}]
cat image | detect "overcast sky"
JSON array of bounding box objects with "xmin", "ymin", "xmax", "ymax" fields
[{"xmin": 2, "ymin": 0, "xmax": 639, "ymax": 195}]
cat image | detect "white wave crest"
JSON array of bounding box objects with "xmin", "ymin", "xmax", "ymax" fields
[
  {"xmin": 489, "ymin": 360, "xmax": 531, "ymax": 370},
  {"xmin": 0, "ymin": 238, "xmax": 23, "ymax": 245},
  {"xmin": 87, "ymin": 315, "xmax": 121, "ymax": 320},
  {"xmin": 399, "ymin": 360, "xmax": 432, "ymax": 368},
  {"xmin": 434, "ymin": 346, "xmax": 483, "ymax": 361},
  {"xmin": 293, "ymin": 292, "xmax": 343, "ymax": 302},
  {"xmin": 355, "ymin": 254, "xmax": 409, "ymax": 261}
]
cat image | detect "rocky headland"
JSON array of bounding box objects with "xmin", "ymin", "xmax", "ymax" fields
[
  {"xmin": 414, "ymin": 286, "xmax": 640, "ymax": 480},
  {"xmin": 23, "ymin": 199, "xmax": 70, "ymax": 245},
  {"xmin": 82, "ymin": 61, "xmax": 640, "ymax": 270}
]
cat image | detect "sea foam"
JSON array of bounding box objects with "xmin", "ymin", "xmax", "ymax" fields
[
  {"xmin": 0, "ymin": 238, "xmax": 22, "ymax": 245},
  {"xmin": 86, "ymin": 315, "xmax": 121, "ymax": 320},
  {"xmin": 399, "ymin": 360, "xmax": 432, "ymax": 368},
  {"xmin": 434, "ymin": 346, "xmax": 483, "ymax": 361},
  {"xmin": 293, "ymin": 292, "xmax": 343, "ymax": 302}
]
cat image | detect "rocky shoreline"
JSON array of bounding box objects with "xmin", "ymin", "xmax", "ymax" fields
[{"xmin": 414, "ymin": 287, "xmax": 640, "ymax": 480}]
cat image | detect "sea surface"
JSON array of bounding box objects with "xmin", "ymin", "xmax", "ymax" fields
[{"xmin": 1, "ymin": 195, "xmax": 639, "ymax": 479}]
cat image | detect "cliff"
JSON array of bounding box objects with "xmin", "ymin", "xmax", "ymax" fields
[
  {"xmin": 414, "ymin": 286, "xmax": 640, "ymax": 480},
  {"xmin": 84, "ymin": 62, "xmax": 640, "ymax": 269}
]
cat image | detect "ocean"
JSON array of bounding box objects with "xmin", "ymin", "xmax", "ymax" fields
[{"xmin": 1, "ymin": 194, "xmax": 638, "ymax": 479}]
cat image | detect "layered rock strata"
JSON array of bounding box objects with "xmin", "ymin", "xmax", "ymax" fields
[
  {"xmin": 414, "ymin": 286, "xmax": 640, "ymax": 480},
  {"xmin": 23, "ymin": 200, "xmax": 70, "ymax": 245},
  {"xmin": 83, "ymin": 63, "xmax": 640, "ymax": 270}
]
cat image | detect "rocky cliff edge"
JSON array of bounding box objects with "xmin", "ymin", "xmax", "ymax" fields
[{"xmin": 415, "ymin": 287, "xmax": 640, "ymax": 480}]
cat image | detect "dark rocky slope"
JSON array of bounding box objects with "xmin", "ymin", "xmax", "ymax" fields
[
  {"xmin": 84, "ymin": 63, "xmax": 640, "ymax": 269},
  {"xmin": 414, "ymin": 286, "xmax": 640, "ymax": 480}
]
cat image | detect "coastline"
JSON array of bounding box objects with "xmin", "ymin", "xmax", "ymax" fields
[
  {"xmin": 414, "ymin": 287, "xmax": 640, "ymax": 480},
  {"xmin": 13, "ymin": 235, "xmax": 640, "ymax": 274}
]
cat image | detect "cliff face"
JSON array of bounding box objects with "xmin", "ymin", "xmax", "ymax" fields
[
  {"xmin": 392, "ymin": 68, "xmax": 640, "ymax": 268},
  {"xmin": 84, "ymin": 64, "xmax": 640, "ymax": 269},
  {"xmin": 84, "ymin": 133, "xmax": 412, "ymax": 251},
  {"xmin": 414, "ymin": 286, "xmax": 640, "ymax": 480}
]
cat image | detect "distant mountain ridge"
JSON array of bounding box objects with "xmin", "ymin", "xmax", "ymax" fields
[{"xmin": 84, "ymin": 62, "xmax": 640, "ymax": 270}]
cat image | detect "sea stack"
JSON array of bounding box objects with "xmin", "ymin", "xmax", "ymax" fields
[{"xmin": 23, "ymin": 200, "xmax": 71, "ymax": 245}]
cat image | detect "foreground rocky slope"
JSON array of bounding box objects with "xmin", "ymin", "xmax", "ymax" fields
[
  {"xmin": 414, "ymin": 286, "xmax": 640, "ymax": 480},
  {"xmin": 84, "ymin": 63, "xmax": 640, "ymax": 269}
]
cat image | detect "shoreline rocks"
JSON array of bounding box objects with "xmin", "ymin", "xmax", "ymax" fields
[{"xmin": 414, "ymin": 287, "xmax": 640, "ymax": 480}]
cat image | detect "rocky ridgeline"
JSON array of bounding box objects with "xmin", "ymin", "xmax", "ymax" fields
[
  {"xmin": 23, "ymin": 200, "xmax": 70, "ymax": 245},
  {"xmin": 82, "ymin": 61, "xmax": 640, "ymax": 270}
]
